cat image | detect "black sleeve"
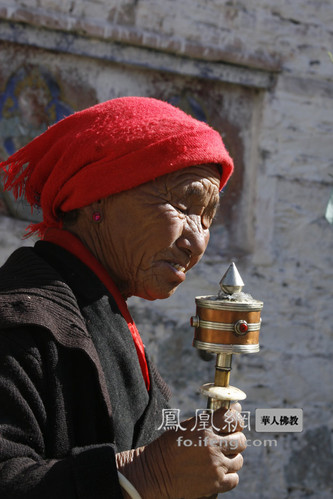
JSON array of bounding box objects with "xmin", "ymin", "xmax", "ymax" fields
[{"xmin": 0, "ymin": 328, "xmax": 124, "ymax": 499}]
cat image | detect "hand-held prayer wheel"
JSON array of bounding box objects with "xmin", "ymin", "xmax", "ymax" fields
[{"xmin": 191, "ymin": 263, "xmax": 263, "ymax": 410}]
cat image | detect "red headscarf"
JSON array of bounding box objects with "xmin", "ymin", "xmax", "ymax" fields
[
  {"xmin": 0, "ymin": 97, "xmax": 234, "ymax": 391},
  {"xmin": 0, "ymin": 97, "xmax": 233, "ymax": 237}
]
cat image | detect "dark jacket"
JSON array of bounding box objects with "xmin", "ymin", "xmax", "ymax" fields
[{"xmin": 0, "ymin": 242, "xmax": 170, "ymax": 498}]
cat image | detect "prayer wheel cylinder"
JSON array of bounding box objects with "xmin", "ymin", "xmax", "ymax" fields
[
  {"xmin": 191, "ymin": 296, "xmax": 263, "ymax": 354},
  {"xmin": 190, "ymin": 263, "xmax": 264, "ymax": 412}
]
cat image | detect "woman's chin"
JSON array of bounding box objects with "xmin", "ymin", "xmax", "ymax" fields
[{"xmin": 136, "ymin": 282, "xmax": 181, "ymax": 301}]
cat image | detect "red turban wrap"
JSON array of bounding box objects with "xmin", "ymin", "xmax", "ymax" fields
[{"xmin": 0, "ymin": 97, "xmax": 234, "ymax": 237}]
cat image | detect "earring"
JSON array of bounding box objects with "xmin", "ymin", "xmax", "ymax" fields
[{"xmin": 92, "ymin": 211, "xmax": 102, "ymax": 223}]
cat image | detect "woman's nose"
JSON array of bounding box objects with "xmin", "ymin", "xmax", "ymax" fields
[{"xmin": 176, "ymin": 216, "xmax": 209, "ymax": 261}]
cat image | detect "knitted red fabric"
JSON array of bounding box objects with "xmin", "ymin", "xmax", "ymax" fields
[{"xmin": 0, "ymin": 97, "xmax": 234, "ymax": 237}]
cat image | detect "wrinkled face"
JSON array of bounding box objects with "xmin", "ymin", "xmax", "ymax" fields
[{"xmin": 99, "ymin": 165, "xmax": 221, "ymax": 300}]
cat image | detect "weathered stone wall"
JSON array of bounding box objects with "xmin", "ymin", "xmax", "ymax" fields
[{"xmin": 0, "ymin": 1, "xmax": 332, "ymax": 498}]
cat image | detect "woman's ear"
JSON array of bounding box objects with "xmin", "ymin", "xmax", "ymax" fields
[{"xmin": 80, "ymin": 199, "xmax": 103, "ymax": 220}]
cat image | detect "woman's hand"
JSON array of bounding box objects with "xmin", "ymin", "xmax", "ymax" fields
[{"xmin": 116, "ymin": 404, "xmax": 246, "ymax": 499}]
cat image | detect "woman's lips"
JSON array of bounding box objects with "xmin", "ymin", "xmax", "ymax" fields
[
  {"xmin": 166, "ymin": 262, "xmax": 187, "ymax": 283},
  {"xmin": 154, "ymin": 261, "xmax": 187, "ymax": 282},
  {"xmin": 170, "ymin": 262, "xmax": 186, "ymax": 273}
]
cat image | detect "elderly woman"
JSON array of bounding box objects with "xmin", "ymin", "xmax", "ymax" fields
[{"xmin": 0, "ymin": 97, "xmax": 246, "ymax": 498}]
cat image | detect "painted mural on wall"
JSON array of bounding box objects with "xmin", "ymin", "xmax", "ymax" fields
[{"xmin": 0, "ymin": 66, "xmax": 74, "ymax": 221}]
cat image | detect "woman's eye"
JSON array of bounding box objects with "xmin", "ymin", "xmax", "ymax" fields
[{"xmin": 175, "ymin": 205, "xmax": 187, "ymax": 214}]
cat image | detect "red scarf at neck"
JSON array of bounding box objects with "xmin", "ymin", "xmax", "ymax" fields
[{"xmin": 43, "ymin": 228, "xmax": 150, "ymax": 391}]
